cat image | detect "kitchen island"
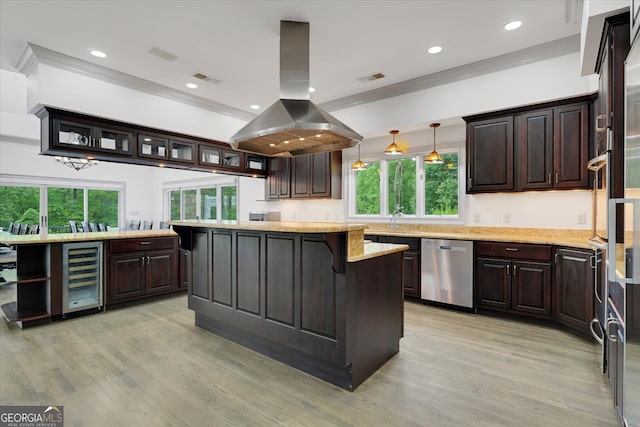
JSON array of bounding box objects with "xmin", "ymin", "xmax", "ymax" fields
[{"xmin": 170, "ymin": 220, "xmax": 408, "ymax": 391}]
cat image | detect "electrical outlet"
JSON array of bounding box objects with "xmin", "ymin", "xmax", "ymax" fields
[
  {"xmin": 503, "ymin": 213, "xmax": 511, "ymax": 224},
  {"xmin": 473, "ymin": 213, "xmax": 480, "ymax": 223},
  {"xmin": 577, "ymin": 213, "xmax": 586, "ymax": 224}
]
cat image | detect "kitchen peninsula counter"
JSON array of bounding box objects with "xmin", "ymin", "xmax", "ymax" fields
[{"xmin": 170, "ymin": 220, "xmax": 407, "ymax": 391}]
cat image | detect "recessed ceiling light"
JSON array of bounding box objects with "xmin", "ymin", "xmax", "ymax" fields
[
  {"xmin": 504, "ymin": 20, "xmax": 522, "ymax": 31},
  {"xmin": 299, "ymin": 137, "xmax": 305, "ymax": 141},
  {"xmin": 89, "ymin": 49, "xmax": 107, "ymax": 58},
  {"xmin": 250, "ymin": 104, "xmax": 260, "ymax": 110},
  {"xmin": 315, "ymin": 134, "xmax": 322, "ymax": 138},
  {"xmin": 428, "ymin": 46, "xmax": 443, "ymax": 54},
  {"xmin": 269, "ymin": 143, "xmax": 275, "ymax": 147},
  {"xmin": 309, "ymin": 87, "xmax": 316, "ymax": 93},
  {"xmin": 186, "ymin": 83, "xmax": 198, "ymax": 89},
  {"xmin": 284, "ymin": 140, "xmax": 290, "ymax": 144}
]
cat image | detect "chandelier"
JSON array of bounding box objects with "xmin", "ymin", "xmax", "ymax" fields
[{"xmin": 55, "ymin": 156, "xmax": 98, "ymax": 171}]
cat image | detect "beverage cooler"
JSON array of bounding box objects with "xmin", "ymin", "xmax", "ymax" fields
[{"xmin": 62, "ymin": 242, "xmax": 103, "ymax": 315}]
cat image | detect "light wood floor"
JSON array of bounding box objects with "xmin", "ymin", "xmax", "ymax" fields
[{"xmin": 0, "ymin": 285, "xmax": 618, "ymax": 427}]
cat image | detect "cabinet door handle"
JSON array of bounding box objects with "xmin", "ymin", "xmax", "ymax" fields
[
  {"xmin": 506, "ymin": 265, "xmax": 510, "ymax": 276},
  {"xmin": 555, "ymin": 172, "xmax": 559, "ymax": 184},
  {"xmin": 589, "ymin": 255, "xmax": 596, "ymax": 269},
  {"xmin": 513, "ymin": 265, "xmax": 517, "ymax": 277},
  {"xmin": 139, "ymin": 241, "xmax": 151, "ymax": 245},
  {"xmin": 146, "ymin": 255, "xmax": 150, "ymax": 265},
  {"xmin": 554, "ymin": 253, "xmax": 560, "ymax": 264},
  {"xmin": 547, "ymin": 173, "xmax": 552, "ymax": 184},
  {"xmin": 139, "ymin": 256, "xmax": 144, "ymax": 266},
  {"xmin": 505, "ymin": 248, "xmax": 518, "ymax": 252}
]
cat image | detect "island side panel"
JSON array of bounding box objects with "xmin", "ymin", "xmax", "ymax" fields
[{"xmin": 345, "ymin": 251, "xmax": 404, "ymax": 390}]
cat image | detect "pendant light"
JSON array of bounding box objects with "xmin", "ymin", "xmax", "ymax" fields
[
  {"xmin": 384, "ymin": 130, "xmax": 403, "ymax": 155},
  {"xmin": 351, "ymin": 143, "xmax": 368, "ymax": 171},
  {"xmin": 424, "ymin": 123, "xmax": 444, "ymax": 164}
]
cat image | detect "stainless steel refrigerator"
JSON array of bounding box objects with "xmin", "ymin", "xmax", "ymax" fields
[{"xmin": 608, "ymin": 21, "xmax": 640, "ymax": 426}]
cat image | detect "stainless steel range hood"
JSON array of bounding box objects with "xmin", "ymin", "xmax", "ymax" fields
[{"xmin": 229, "ymin": 21, "xmax": 363, "ymax": 157}]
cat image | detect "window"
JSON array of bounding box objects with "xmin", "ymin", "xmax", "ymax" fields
[
  {"xmin": 355, "ymin": 161, "xmax": 380, "ymax": 215},
  {"xmin": 164, "ymin": 179, "xmax": 238, "ymax": 222},
  {"xmin": 0, "ymin": 178, "xmax": 122, "ymax": 232},
  {"xmin": 350, "ymin": 148, "xmax": 462, "ymax": 220},
  {"xmin": 424, "ymin": 152, "xmax": 459, "ymax": 215}
]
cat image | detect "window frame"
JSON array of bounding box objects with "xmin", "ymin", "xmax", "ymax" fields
[
  {"xmin": 0, "ymin": 174, "xmax": 125, "ymax": 231},
  {"xmin": 163, "ymin": 176, "xmax": 238, "ymax": 222},
  {"xmin": 347, "ymin": 147, "xmax": 464, "ymax": 223}
]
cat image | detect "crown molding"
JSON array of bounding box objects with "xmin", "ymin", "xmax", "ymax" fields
[
  {"xmin": 319, "ymin": 35, "xmax": 581, "ymax": 112},
  {"xmin": 22, "ymin": 43, "xmax": 257, "ymax": 122}
]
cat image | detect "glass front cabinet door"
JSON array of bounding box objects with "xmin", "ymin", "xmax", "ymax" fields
[
  {"xmin": 52, "ymin": 117, "xmax": 133, "ymax": 156},
  {"xmin": 138, "ymin": 133, "xmax": 169, "ymax": 159}
]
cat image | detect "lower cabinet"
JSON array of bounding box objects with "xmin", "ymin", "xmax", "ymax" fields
[
  {"xmin": 106, "ymin": 236, "xmax": 179, "ymax": 304},
  {"xmin": 367, "ymin": 236, "xmax": 420, "ymax": 298},
  {"xmin": 554, "ymin": 247, "xmax": 594, "ymax": 332},
  {"xmin": 606, "ymin": 306, "xmax": 625, "ymax": 422},
  {"xmin": 475, "ymin": 242, "xmax": 552, "ymax": 318}
]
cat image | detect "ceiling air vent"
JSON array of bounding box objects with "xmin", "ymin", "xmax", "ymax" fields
[
  {"xmin": 357, "ymin": 72, "xmax": 386, "ymax": 83},
  {"xmin": 192, "ymin": 73, "xmax": 222, "ymax": 84},
  {"xmin": 146, "ymin": 46, "xmax": 178, "ymax": 62}
]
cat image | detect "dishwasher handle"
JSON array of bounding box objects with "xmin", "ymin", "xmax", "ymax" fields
[{"xmin": 439, "ymin": 245, "xmax": 452, "ymax": 250}]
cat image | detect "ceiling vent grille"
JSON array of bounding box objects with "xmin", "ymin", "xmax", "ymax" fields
[
  {"xmin": 193, "ymin": 73, "xmax": 222, "ymax": 84},
  {"xmin": 357, "ymin": 72, "xmax": 386, "ymax": 83},
  {"xmin": 146, "ymin": 46, "xmax": 178, "ymax": 62}
]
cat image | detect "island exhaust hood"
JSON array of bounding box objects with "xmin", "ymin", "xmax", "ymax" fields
[{"xmin": 228, "ymin": 20, "xmax": 363, "ymax": 157}]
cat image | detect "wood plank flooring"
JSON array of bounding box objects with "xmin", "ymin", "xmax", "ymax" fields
[{"xmin": 0, "ymin": 285, "xmax": 618, "ymax": 426}]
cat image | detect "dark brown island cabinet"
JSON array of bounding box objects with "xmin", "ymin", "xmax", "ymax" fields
[
  {"xmin": 365, "ymin": 235, "xmax": 421, "ymax": 298},
  {"xmin": 171, "ymin": 222, "xmax": 407, "ymax": 391},
  {"xmin": 464, "ymin": 95, "xmax": 592, "ymax": 193},
  {"xmin": 106, "ymin": 236, "xmax": 179, "ymax": 304}
]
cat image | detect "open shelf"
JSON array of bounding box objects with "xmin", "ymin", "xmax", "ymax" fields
[{"xmin": 1, "ymin": 301, "xmax": 50, "ymax": 322}]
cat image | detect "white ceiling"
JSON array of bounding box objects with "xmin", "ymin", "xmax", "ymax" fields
[{"xmin": 0, "ymin": 0, "xmax": 582, "ymax": 121}]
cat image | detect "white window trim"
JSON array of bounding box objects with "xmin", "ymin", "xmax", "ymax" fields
[
  {"xmin": 0, "ymin": 173, "xmax": 126, "ymax": 229},
  {"xmin": 345, "ymin": 147, "xmax": 465, "ymax": 225},
  {"xmin": 163, "ymin": 176, "xmax": 238, "ymax": 222}
]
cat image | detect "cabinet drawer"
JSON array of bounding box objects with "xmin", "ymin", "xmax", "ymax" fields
[
  {"xmin": 475, "ymin": 242, "xmax": 551, "ymax": 261},
  {"xmin": 109, "ymin": 236, "xmax": 177, "ymax": 254}
]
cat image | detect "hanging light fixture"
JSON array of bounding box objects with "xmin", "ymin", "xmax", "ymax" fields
[
  {"xmin": 351, "ymin": 143, "xmax": 368, "ymax": 171},
  {"xmin": 424, "ymin": 123, "xmax": 444, "ymax": 164},
  {"xmin": 384, "ymin": 130, "xmax": 403, "ymax": 155},
  {"xmin": 55, "ymin": 156, "xmax": 98, "ymax": 171}
]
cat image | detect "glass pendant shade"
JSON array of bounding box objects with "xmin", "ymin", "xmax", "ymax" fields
[
  {"xmin": 351, "ymin": 144, "xmax": 368, "ymax": 171},
  {"xmin": 424, "ymin": 123, "xmax": 444, "ymax": 164},
  {"xmin": 384, "ymin": 130, "xmax": 403, "ymax": 155}
]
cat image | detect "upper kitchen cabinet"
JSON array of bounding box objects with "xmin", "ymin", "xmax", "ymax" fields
[
  {"xmin": 466, "ymin": 116, "xmax": 514, "ymax": 193},
  {"xmin": 595, "ymin": 13, "xmax": 630, "ymax": 199},
  {"xmin": 37, "ymin": 106, "xmax": 268, "ymax": 177},
  {"xmin": 268, "ymin": 151, "xmax": 342, "ymax": 199},
  {"xmin": 464, "ymin": 95, "xmax": 593, "ymax": 194},
  {"xmin": 39, "ymin": 107, "xmax": 134, "ymax": 157}
]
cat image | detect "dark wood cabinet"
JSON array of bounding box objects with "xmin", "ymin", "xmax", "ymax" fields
[
  {"xmin": 464, "ymin": 96, "xmax": 592, "ymax": 194},
  {"xmin": 375, "ymin": 236, "xmax": 421, "ymax": 298},
  {"xmin": 474, "ymin": 242, "xmax": 552, "ymax": 318},
  {"xmin": 268, "ymin": 151, "xmax": 341, "ymax": 199},
  {"xmin": 553, "ymin": 103, "xmax": 590, "ymax": 189},
  {"xmin": 518, "ymin": 109, "xmax": 553, "ymax": 190},
  {"xmin": 266, "ymin": 157, "xmax": 291, "ymax": 200},
  {"xmin": 106, "ymin": 236, "xmax": 179, "ymax": 304},
  {"xmin": 466, "ymin": 116, "xmax": 514, "ymax": 192},
  {"xmin": 37, "ymin": 106, "xmax": 267, "ymax": 177},
  {"xmin": 554, "ymin": 247, "xmax": 594, "ymax": 333}
]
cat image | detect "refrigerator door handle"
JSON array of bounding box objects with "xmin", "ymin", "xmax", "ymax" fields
[{"xmin": 608, "ymin": 198, "xmax": 640, "ymax": 284}]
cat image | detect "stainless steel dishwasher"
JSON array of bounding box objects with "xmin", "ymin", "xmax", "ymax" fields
[{"xmin": 421, "ymin": 239, "xmax": 473, "ymax": 308}]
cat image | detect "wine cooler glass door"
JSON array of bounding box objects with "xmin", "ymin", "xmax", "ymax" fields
[{"xmin": 62, "ymin": 242, "xmax": 102, "ymax": 314}]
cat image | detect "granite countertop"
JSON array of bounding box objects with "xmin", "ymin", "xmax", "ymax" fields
[
  {"xmin": 0, "ymin": 229, "xmax": 177, "ymax": 245},
  {"xmin": 363, "ymin": 224, "xmax": 594, "ymax": 249},
  {"xmin": 347, "ymin": 242, "xmax": 409, "ymax": 262},
  {"xmin": 169, "ymin": 220, "xmax": 368, "ymax": 233}
]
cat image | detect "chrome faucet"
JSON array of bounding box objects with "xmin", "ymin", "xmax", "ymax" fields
[{"xmin": 390, "ymin": 205, "xmax": 403, "ymax": 229}]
